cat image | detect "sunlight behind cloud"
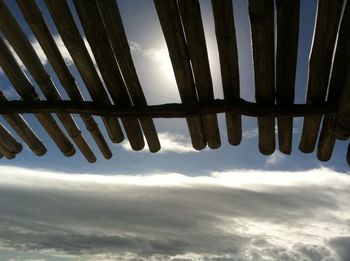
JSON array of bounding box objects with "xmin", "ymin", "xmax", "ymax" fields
[
  {"xmin": 129, "ymin": 41, "xmax": 175, "ymax": 82},
  {"xmin": 0, "ymin": 166, "xmax": 349, "ymax": 260},
  {"xmin": 121, "ymin": 132, "xmax": 197, "ymax": 154}
]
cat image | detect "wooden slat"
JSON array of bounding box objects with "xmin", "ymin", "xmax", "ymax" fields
[
  {"xmin": 0, "ymin": 99, "xmax": 335, "ymax": 118},
  {"xmin": 0, "ymin": 36, "xmax": 75, "ymax": 157},
  {"xmin": 347, "ymin": 144, "xmax": 350, "ymax": 167},
  {"xmin": 299, "ymin": 0, "xmax": 344, "ymax": 153},
  {"xmin": 335, "ymin": 67, "xmax": 350, "ymax": 140},
  {"xmin": 276, "ymin": 0, "xmax": 300, "ymax": 155},
  {"xmin": 73, "ymin": 0, "xmax": 145, "ymax": 151},
  {"xmin": 0, "ymin": 141, "xmax": 15, "ymax": 159},
  {"xmin": 97, "ymin": 0, "xmax": 161, "ymax": 153},
  {"xmin": 16, "ymin": 0, "xmax": 112, "ymax": 159},
  {"xmin": 44, "ymin": 0, "xmax": 124, "ymax": 145},
  {"xmin": 178, "ymin": 0, "xmax": 221, "ymax": 149},
  {"xmin": 248, "ymin": 0, "xmax": 275, "ymax": 155},
  {"xmin": 0, "ymin": 0, "xmax": 96, "ymax": 163},
  {"xmin": 153, "ymin": 0, "xmax": 206, "ymax": 150},
  {"xmin": 318, "ymin": 1, "xmax": 350, "ymax": 161},
  {"xmin": 211, "ymin": 0, "xmax": 242, "ymax": 146},
  {"xmin": 0, "ymin": 90, "xmax": 47, "ymax": 156},
  {"xmin": 0, "ymin": 123, "xmax": 22, "ymax": 155}
]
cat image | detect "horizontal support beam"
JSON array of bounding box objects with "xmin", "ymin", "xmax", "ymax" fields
[{"xmin": 0, "ymin": 99, "xmax": 336, "ymax": 118}]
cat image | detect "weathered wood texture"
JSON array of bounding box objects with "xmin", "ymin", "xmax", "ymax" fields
[
  {"xmin": 299, "ymin": 0, "xmax": 344, "ymax": 153},
  {"xmin": 0, "ymin": 36, "xmax": 75, "ymax": 157},
  {"xmin": 97, "ymin": 0, "xmax": 161, "ymax": 153},
  {"xmin": 276, "ymin": 0, "xmax": 300, "ymax": 155},
  {"xmin": 178, "ymin": 0, "xmax": 221, "ymax": 149},
  {"xmin": 336, "ymin": 68, "xmax": 350, "ymax": 140},
  {"xmin": 44, "ymin": 0, "xmax": 124, "ymax": 145},
  {"xmin": 73, "ymin": 0, "xmax": 145, "ymax": 151},
  {"xmin": 0, "ymin": 0, "xmax": 96, "ymax": 162},
  {"xmin": 154, "ymin": 0, "xmax": 207, "ymax": 150},
  {"xmin": 249, "ymin": 0, "xmax": 276, "ymax": 155},
  {"xmin": 0, "ymin": 90, "xmax": 46, "ymax": 156},
  {"xmin": 0, "ymin": 122, "xmax": 22, "ymax": 159},
  {"xmin": 347, "ymin": 144, "xmax": 350, "ymax": 166},
  {"xmin": 211, "ymin": 0, "xmax": 242, "ymax": 146},
  {"xmin": 0, "ymin": 0, "xmax": 348, "ymax": 164},
  {"xmin": 318, "ymin": 1, "xmax": 350, "ymax": 161},
  {"xmin": 16, "ymin": 0, "xmax": 112, "ymax": 159}
]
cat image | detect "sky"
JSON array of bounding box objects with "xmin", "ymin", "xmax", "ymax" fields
[{"xmin": 0, "ymin": 0, "xmax": 349, "ymax": 260}]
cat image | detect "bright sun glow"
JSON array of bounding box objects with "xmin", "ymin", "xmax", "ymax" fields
[{"xmin": 143, "ymin": 47, "xmax": 174, "ymax": 80}]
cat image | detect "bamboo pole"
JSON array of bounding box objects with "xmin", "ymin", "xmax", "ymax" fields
[
  {"xmin": 0, "ymin": 141, "xmax": 15, "ymax": 159},
  {"xmin": 0, "ymin": 37, "xmax": 75, "ymax": 157},
  {"xmin": 97, "ymin": 0, "xmax": 161, "ymax": 153},
  {"xmin": 335, "ymin": 67, "xmax": 350, "ymax": 140},
  {"xmin": 178, "ymin": 0, "xmax": 221, "ymax": 149},
  {"xmin": 16, "ymin": 0, "xmax": 112, "ymax": 159},
  {"xmin": 0, "ymin": 123, "xmax": 22, "ymax": 155},
  {"xmin": 0, "ymin": 100, "xmax": 336, "ymax": 118},
  {"xmin": 211, "ymin": 0, "xmax": 242, "ymax": 146},
  {"xmin": 347, "ymin": 144, "xmax": 350, "ymax": 167},
  {"xmin": 248, "ymin": 0, "xmax": 276, "ymax": 155},
  {"xmin": 73, "ymin": 0, "xmax": 145, "ymax": 151},
  {"xmin": 318, "ymin": 1, "xmax": 350, "ymax": 161},
  {"xmin": 299, "ymin": 0, "xmax": 344, "ymax": 153},
  {"xmin": 276, "ymin": 0, "xmax": 300, "ymax": 155},
  {"xmin": 154, "ymin": 0, "xmax": 206, "ymax": 150},
  {"xmin": 44, "ymin": 0, "xmax": 124, "ymax": 145},
  {"xmin": 0, "ymin": 90, "xmax": 47, "ymax": 156},
  {"xmin": 0, "ymin": 0, "xmax": 96, "ymax": 162}
]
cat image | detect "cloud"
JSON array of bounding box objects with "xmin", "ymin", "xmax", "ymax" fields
[
  {"xmin": 265, "ymin": 151, "xmax": 286, "ymax": 166},
  {"xmin": 242, "ymin": 127, "xmax": 300, "ymax": 141},
  {"xmin": 129, "ymin": 41, "xmax": 174, "ymax": 80},
  {"xmin": 328, "ymin": 237, "xmax": 350, "ymax": 261},
  {"xmin": 121, "ymin": 132, "xmax": 198, "ymax": 153},
  {"xmin": 2, "ymin": 35, "xmax": 74, "ymax": 71},
  {"xmin": 52, "ymin": 35, "xmax": 74, "ymax": 65},
  {"xmin": 0, "ymin": 166, "xmax": 349, "ymax": 260},
  {"xmin": 242, "ymin": 128, "xmax": 258, "ymax": 139}
]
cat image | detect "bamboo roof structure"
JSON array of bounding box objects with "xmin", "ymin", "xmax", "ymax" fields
[{"xmin": 0, "ymin": 0, "xmax": 349, "ymax": 165}]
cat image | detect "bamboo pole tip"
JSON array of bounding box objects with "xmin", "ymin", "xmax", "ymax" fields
[
  {"xmin": 259, "ymin": 142, "xmax": 275, "ymax": 155},
  {"xmin": 62, "ymin": 147, "xmax": 76, "ymax": 157},
  {"xmin": 32, "ymin": 146, "xmax": 48, "ymax": 156}
]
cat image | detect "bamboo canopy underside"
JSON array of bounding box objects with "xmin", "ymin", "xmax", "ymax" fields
[{"xmin": 0, "ymin": 0, "xmax": 348, "ymax": 165}]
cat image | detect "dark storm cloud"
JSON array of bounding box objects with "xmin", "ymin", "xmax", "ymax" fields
[{"xmin": 0, "ymin": 166, "xmax": 349, "ymax": 260}]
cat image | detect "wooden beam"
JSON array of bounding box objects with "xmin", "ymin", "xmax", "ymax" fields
[
  {"xmin": 154, "ymin": 0, "xmax": 207, "ymax": 150},
  {"xmin": 16, "ymin": 0, "xmax": 112, "ymax": 159},
  {"xmin": 0, "ymin": 90, "xmax": 47, "ymax": 156},
  {"xmin": 0, "ymin": 100, "xmax": 336, "ymax": 118},
  {"xmin": 299, "ymin": 0, "xmax": 344, "ymax": 153},
  {"xmin": 0, "ymin": 123, "xmax": 22, "ymax": 156},
  {"xmin": 44, "ymin": 0, "xmax": 124, "ymax": 144},
  {"xmin": 96, "ymin": 0, "xmax": 161, "ymax": 153},
  {"xmin": 249, "ymin": 0, "xmax": 276, "ymax": 155},
  {"xmin": 211, "ymin": 0, "xmax": 241, "ymax": 146},
  {"xmin": 276, "ymin": 0, "xmax": 300, "ymax": 154},
  {"xmin": 73, "ymin": 0, "xmax": 145, "ymax": 151},
  {"xmin": 0, "ymin": 0, "xmax": 96, "ymax": 163},
  {"xmin": 318, "ymin": 1, "xmax": 350, "ymax": 161},
  {"xmin": 0, "ymin": 36, "xmax": 75, "ymax": 157},
  {"xmin": 178, "ymin": 0, "xmax": 221, "ymax": 149}
]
